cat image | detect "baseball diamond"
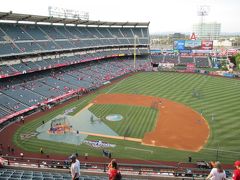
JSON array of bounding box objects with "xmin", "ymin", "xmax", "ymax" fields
[{"xmin": 0, "ymin": 72, "xmax": 239, "ymax": 163}]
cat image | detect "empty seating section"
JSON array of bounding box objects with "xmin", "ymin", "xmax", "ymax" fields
[
  {"xmin": 11, "ymin": 63, "xmax": 31, "ymax": 72},
  {"xmin": 0, "ymin": 168, "xmax": 131, "ymax": 180},
  {"xmin": 164, "ymin": 55, "xmax": 179, "ymax": 64},
  {"xmin": 39, "ymin": 25, "xmax": 65, "ymax": 39},
  {"xmin": 0, "ymin": 65, "xmax": 17, "ymax": 75},
  {"xmin": 180, "ymin": 57, "xmax": 194, "ymax": 65},
  {"xmin": 66, "ymin": 26, "xmax": 84, "ymax": 38},
  {"xmin": 0, "ymin": 93, "xmax": 28, "ymax": 114},
  {"xmin": 58, "ymin": 74, "xmax": 91, "ymax": 89},
  {"xmin": 3, "ymin": 86, "xmax": 44, "ymax": 106},
  {"xmin": 0, "ymin": 48, "xmax": 150, "ymax": 77},
  {"xmin": 0, "ymin": 22, "xmax": 150, "ymax": 120},
  {"xmin": 77, "ymin": 27, "xmax": 94, "ymax": 38},
  {"xmin": 16, "ymin": 42, "xmax": 42, "ymax": 53},
  {"xmin": 0, "ymin": 43, "xmax": 20, "ymax": 55},
  {"xmin": 37, "ymin": 41, "xmax": 59, "ymax": 51},
  {"xmin": 96, "ymin": 28, "xmax": 112, "ymax": 38},
  {"xmin": 141, "ymin": 28, "xmax": 148, "ymax": 37},
  {"xmin": 21, "ymin": 25, "xmax": 47, "ymax": 40},
  {"xmin": 0, "ymin": 24, "xmax": 32, "ymax": 40},
  {"xmin": 23, "ymin": 61, "xmax": 41, "ymax": 71},
  {"xmin": 108, "ymin": 28, "xmax": 123, "ymax": 37},
  {"xmin": 27, "ymin": 82, "xmax": 63, "ymax": 98},
  {"xmin": 34, "ymin": 60, "xmax": 51, "ymax": 68},
  {"xmin": 0, "ymin": 30, "xmax": 6, "ymax": 41},
  {"xmin": 132, "ymin": 28, "xmax": 143, "ymax": 37},
  {"xmin": 151, "ymin": 55, "xmax": 164, "ymax": 63},
  {"xmin": 151, "ymin": 55, "xmax": 210, "ymax": 68},
  {"xmin": 120, "ymin": 28, "xmax": 134, "ymax": 37},
  {"xmin": 54, "ymin": 26, "xmax": 75, "ymax": 39},
  {"xmin": 55, "ymin": 40, "xmax": 75, "ymax": 49},
  {"xmin": 43, "ymin": 77, "xmax": 78, "ymax": 92},
  {"xmin": 0, "ymin": 168, "xmax": 73, "ymax": 180},
  {"xmin": 0, "ymin": 23, "xmax": 149, "ymax": 56},
  {"xmin": 118, "ymin": 38, "xmax": 129, "ymax": 45},
  {"xmin": 139, "ymin": 38, "xmax": 148, "ymax": 44},
  {"xmin": 87, "ymin": 27, "xmax": 103, "ymax": 38},
  {"xmin": 0, "ymin": 57, "xmax": 151, "ymax": 119},
  {"xmin": 195, "ymin": 57, "xmax": 210, "ymax": 67}
]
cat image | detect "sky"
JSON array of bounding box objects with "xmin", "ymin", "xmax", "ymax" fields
[{"xmin": 0, "ymin": 0, "xmax": 239, "ymax": 34}]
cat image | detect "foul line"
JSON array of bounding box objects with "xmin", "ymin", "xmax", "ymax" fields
[
  {"xmin": 105, "ymin": 78, "xmax": 126, "ymax": 94},
  {"xmin": 78, "ymin": 131, "xmax": 141, "ymax": 142},
  {"xmin": 75, "ymin": 103, "xmax": 94, "ymax": 116},
  {"xmin": 125, "ymin": 147, "xmax": 153, "ymax": 154},
  {"xmin": 203, "ymin": 147, "xmax": 240, "ymax": 154}
]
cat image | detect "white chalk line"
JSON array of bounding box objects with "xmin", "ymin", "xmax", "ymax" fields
[
  {"xmin": 125, "ymin": 146, "xmax": 153, "ymax": 154},
  {"xmin": 105, "ymin": 78, "xmax": 126, "ymax": 94}
]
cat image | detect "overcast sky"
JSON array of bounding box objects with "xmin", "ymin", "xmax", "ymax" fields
[{"xmin": 0, "ymin": 0, "xmax": 239, "ymax": 34}]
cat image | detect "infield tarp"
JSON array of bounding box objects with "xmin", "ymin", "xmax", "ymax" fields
[{"xmin": 36, "ymin": 109, "xmax": 119, "ymax": 145}]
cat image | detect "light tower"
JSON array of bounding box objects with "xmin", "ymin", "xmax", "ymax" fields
[
  {"xmin": 197, "ymin": 5, "xmax": 210, "ymax": 39},
  {"xmin": 133, "ymin": 35, "xmax": 138, "ymax": 69}
]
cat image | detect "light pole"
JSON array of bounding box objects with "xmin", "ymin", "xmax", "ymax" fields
[{"xmin": 134, "ymin": 35, "xmax": 138, "ymax": 69}]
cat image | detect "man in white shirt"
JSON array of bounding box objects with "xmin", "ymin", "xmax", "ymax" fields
[
  {"xmin": 70, "ymin": 155, "xmax": 80, "ymax": 180},
  {"xmin": 75, "ymin": 153, "xmax": 81, "ymax": 170}
]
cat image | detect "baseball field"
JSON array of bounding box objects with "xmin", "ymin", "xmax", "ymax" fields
[{"xmin": 12, "ymin": 72, "xmax": 240, "ymax": 163}]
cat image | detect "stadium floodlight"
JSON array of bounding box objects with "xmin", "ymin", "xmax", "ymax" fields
[
  {"xmin": 197, "ymin": 5, "xmax": 210, "ymax": 40},
  {"xmin": 134, "ymin": 35, "xmax": 139, "ymax": 69},
  {"xmin": 48, "ymin": 6, "xmax": 89, "ymax": 20},
  {"xmin": 197, "ymin": 5, "xmax": 210, "ymax": 17}
]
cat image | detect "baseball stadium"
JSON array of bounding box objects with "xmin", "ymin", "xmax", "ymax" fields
[{"xmin": 0, "ymin": 1, "xmax": 240, "ymax": 179}]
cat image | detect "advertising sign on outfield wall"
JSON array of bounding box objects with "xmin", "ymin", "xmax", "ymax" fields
[
  {"xmin": 184, "ymin": 40, "xmax": 202, "ymax": 50},
  {"xmin": 173, "ymin": 40, "xmax": 185, "ymax": 50},
  {"xmin": 174, "ymin": 40, "xmax": 213, "ymax": 51},
  {"xmin": 201, "ymin": 40, "xmax": 213, "ymax": 50}
]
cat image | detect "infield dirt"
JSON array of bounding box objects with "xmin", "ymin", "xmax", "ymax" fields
[{"xmin": 93, "ymin": 94, "xmax": 209, "ymax": 152}]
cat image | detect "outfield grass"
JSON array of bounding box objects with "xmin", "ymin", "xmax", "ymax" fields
[{"xmin": 13, "ymin": 72, "xmax": 240, "ymax": 163}]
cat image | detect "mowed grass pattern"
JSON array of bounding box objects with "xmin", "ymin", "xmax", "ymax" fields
[
  {"xmin": 13, "ymin": 72, "xmax": 240, "ymax": 163},
  {"xmin": 89, "ymin": 104, "xmax": 157, "ymax": 138},
  {"xmin": 110, "ymin": 72, "xmax": 240, "ymax": 152}
]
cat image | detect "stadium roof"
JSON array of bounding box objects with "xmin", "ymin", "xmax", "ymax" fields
[{"xmin": 0, "ymin": 11, "xmax": 150, "ymax": 27}]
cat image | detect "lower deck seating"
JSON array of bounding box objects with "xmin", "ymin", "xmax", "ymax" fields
[
  {"xmin": 0, "ymin": 168, "xmax": 105, "ymax": 180},
  {"xmin": 195, "ymin": 57, "xmax": 210, "ymax": 67},
  {"xmin": 0, "ymin": 168, "xmax": 142, "ymax": 180},
  {"xmin": 0, "ymin": 57, "xmax": 151, "ymax": 119}
]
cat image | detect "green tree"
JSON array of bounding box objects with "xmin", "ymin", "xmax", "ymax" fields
[{"xmin": 235, "ymin": 53, "xmax": 240, "ymax": 70}]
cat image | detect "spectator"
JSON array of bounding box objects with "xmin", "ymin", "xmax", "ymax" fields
[
  {"xmin": 85, "ymin": 153, "xmax": 88, "ymax": 160},
  {"xmin": 40, "ymin": 147, "xmax": 43, "ymax": 154},
  {"xmin": 11, "ymin": 148, "xmax": 14, "ymax": 154},
  {"xmin": 188, "ymin": 156, "xmax": 192, "ymax": 163},
  {"xmin": 75, "ymin": 153, "xmax": 80, "ymax": 169},
  {"xmin": 233, "ymin": 160, "xmax": 240, "ymax": 180},
  {"xmin": 206, "ymin": 161, "xmax": 226, "ymax": 180},
  {"xmin": 70, "ymin": 155, "xmax": 80, "ymax": 180},
  {"xmin": 108, "ymin": 159, "xmax": 121, "ymax": 180},
  {"xmin": 20, "ymin": 152, "xmax": 24, "ymax": 160}
]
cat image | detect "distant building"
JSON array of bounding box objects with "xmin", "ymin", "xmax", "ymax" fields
[{"xmin": 192, "ymin": 22, "xmax": 221, "ymax": 40}]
